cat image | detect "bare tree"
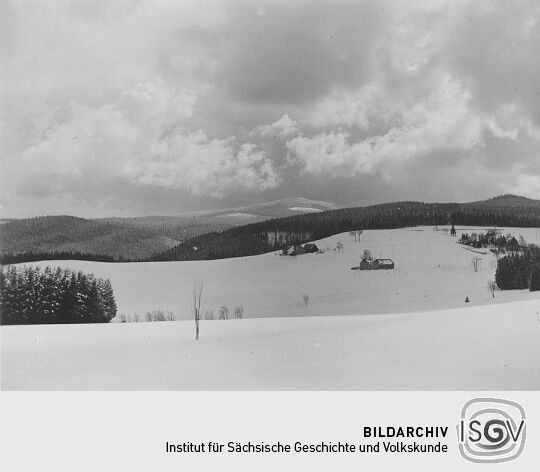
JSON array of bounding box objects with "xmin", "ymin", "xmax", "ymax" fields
[
  {"xmin": 204, "ymin": 309, "xmax": 214, "ymax": 320},
  {"xmin": 357, "ymin": 230, "xmax": 363, "ymax": 240},
  {"xmin": 487, "ymin": 280, "xmax": 498, "ymax": 298},
  {"xmin": 165, "ymin": 310, "xmax": 175, "ymax": 321},
  {"xmin": 302, "ymin": 294, "xmax": 309, "ymax": 306},
  {"xmin": 218, "ymin": 305, "xmax": 229, "ymax": 320},
  {"xmin": 193, "ymin": 284, "xmax": 203, "ymax": 340},
  {"xmin": 145, "ymin": 311, "xmax": 153, "ymax": 322},
  {"xmin": 133, "ymin": 313, "xmax": 140, "ymax": 323},
  {"xmin": 335, "ymin": 241, "xmax": 344, "ymax": 252},
  {"xmin": 233, "ymin": 305, "xmax": 245, "ymax": 319},
  {"xmin": 471, "ymin": 256, "xmax": 481, "ymax": 272},
  {"xmin": 154, "ymin": 309, "xmax": 166, "ymax": 322},
  {"xmin": 117, "ymin": 313, "xmax": 127, "ymax": 323},
  {"xmin": 362, "ymin": 249, "xmax": 373, "ymax": 260}
]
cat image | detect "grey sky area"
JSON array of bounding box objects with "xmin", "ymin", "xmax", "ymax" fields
[{"xmin": 1, "ymin": 0, "xmax": 539, "ymax": 217}]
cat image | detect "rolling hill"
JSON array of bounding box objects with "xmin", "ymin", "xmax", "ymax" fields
[
  {"xmin": 205, "ymin": 197, "xmax": 338, "ymax": 218},
  {"xmin": 4, "ymin": 226, "xmax": 539, "ymax": 389},
  {"xmin": 2, "ymin": 195, "xmax": 539, "ymax": 264},
  {"xmin": 152, "ymin": 197, "xmax": 540, "ymax": 262},
  {"xmin": 469, "ymin": 194, "xmax": 540, "ymax": 209},
  {"xmin": 0, "ymin": 198, "xmax": 339, "ymax": 262}
]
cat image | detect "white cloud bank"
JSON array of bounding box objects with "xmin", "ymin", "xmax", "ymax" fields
[
  {"xmin": 3, "ymin": 80, "xmax": 280, "ymax": 204},
  {"xmin": 1, "ymin": 0, "xmax": 540, "ymax": 216}
]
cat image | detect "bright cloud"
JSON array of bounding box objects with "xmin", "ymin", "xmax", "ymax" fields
[
  {"xmin": 255, "ymin": 114, "xmax": 298, "ymax": 137},
  {"xmin": 1, "ymin": 0, "xmax": 540, "ymax": 216}
]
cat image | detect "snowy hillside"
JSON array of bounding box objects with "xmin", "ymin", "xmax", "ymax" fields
[
  {"xmin": 2, "ymin": 299, "xmax": 539, "ymax": 390},
  {"xmin": 2, "ymin": 226, "xmax": 540, "ymax": 390},
  {"xmin": 21, "ymin": 226, "xmax": 540, "ymax": 320}
]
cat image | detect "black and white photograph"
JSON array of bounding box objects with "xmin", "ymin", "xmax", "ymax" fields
[{"xmin": 1, "ymin": 0, "xmax": 539, "ymax": 393}]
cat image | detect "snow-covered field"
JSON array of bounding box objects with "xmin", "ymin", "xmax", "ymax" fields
[
  {"xmin": 16, "ymin": 226, "xmax": 540, "ymax": 320},
  {"xmin": 2, "ymin": 226, "xmax": 539, "ymax": 390},
  {"xmin": 2, "ymin": 300, "xmax": 539, "ymax": 390}
]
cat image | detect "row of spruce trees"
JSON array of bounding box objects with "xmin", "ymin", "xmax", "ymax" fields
[
  {"xmin": 0, "ymin": 251, "xmax": 118, "ymax": 265},
  {"xmin": 495, "ymin": 245, "xmax": 540, "ymax": 291},
  {"xmin": 0, "ymin": 266, "xmax": 117, "ymax": 325}
]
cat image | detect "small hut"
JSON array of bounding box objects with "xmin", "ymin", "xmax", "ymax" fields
[{"xmin": 302, "ymin": 243, "xmax": 319, "ymax": 253}]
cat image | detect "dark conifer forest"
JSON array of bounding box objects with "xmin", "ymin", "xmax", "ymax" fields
[
  {"xmin": 0, "ymin": 266, "xmax": 117, "ymax": 325},
  {"xmin": 151, "ymin": 199, "xmax": 540, "ymax": 262},
  {"xmin": 495, "ymin": 246, "xmax": 540, "ymax": 291}
]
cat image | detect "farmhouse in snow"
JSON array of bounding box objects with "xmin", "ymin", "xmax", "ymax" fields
[
  {"xmin": 283, "ymin": 243, "xmax": 320, "ymax": 256},
  {"xmin": 359, "ymin": 257, "xmax": 395, "ymax": 270},
  {"xmin": 302, "ymin": 243, "xmax": 319, "ymax": 253}
]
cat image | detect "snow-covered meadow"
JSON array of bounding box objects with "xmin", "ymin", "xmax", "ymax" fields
[
  {"xmin": 2, "ymin": 300, "xmax": 539, "ymax": 390},
  {"xmin": 1, "ymin": 226, "xmax": 539, "ymax": 390},
  {"xmin": 15, "ymin": 226, "xmax": 540, "ymax": 320}
]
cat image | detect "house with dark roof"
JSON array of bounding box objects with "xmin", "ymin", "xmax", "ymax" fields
[
  {"xmin": 302, "ymin": 243, "xmax": 319, "ymax": 253},
  {"xmin": 359, "ymin": 257, "xmax": 394, "ymax": 270}
]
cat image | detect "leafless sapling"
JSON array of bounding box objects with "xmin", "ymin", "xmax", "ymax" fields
[
  {"xmin": 233, "ymin": 305, "xmax": 244, "ymax": 319},
  {"xmin": 219, "ymin": 305, "xmax": 229, "ymax": 320},
  {"xmin": 193, "ymin": 283, "xmax": 203, "ymax": 340},
  {"xmin": 487, "ymin": 280, "xmax": 498, "ymax": 298},
  {"xmin": 471, "ymin": 256, "xmax": 481, "ymax": 272},
  {"xmin": 154, "ymin": 309, "xmax": 166, "ymax": 322}
]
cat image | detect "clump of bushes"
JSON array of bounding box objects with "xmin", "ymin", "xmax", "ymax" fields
[
  {"xmin": 0, "ymin": 265, "xmax": 117, "ymax": 325},
  {"xmin": 143, "ymin": 309, "xmax": 175, "ymax": 322}
]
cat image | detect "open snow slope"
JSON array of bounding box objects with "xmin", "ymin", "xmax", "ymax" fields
[
  {"xmin": 2, "ymin": 300, "xmax": 539, "ymax": 390},
  {"xmin": 20, "ymin": 226, "xmax": 540, "ymax": 320}
]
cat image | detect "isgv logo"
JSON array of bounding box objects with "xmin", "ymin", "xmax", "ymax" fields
[{"xmin": 457, "ymin": 398, "xmax": 526, "ymax": 463}]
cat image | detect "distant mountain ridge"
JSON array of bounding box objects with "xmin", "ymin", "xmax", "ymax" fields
[
  {"xmin": 0, "ymin": 198, "xmax": 339, "ymax": 261},
  {"xmin": 202, "ymin": 197, "xmax": 339, "ymax": 218}
]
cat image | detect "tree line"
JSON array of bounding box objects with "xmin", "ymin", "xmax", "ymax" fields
[
  {"xmin": 0, "ymin": 266, "xmax": 117, "ymax": 325},
  {"xmin": 0, "ymin": 251, "xmax": 119, "ymax": 265},
  {"xmin": 151, "ymin": 201, "xmax": 540, "ymax": 261}
]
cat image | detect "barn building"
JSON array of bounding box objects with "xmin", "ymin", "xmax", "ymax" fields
[
  {"xmin": 302, "ymin": 243, "xmax": 319, "ymax": 253},
  {"xmin": 359, "ymin": 257, "xmax": 394, "ymax": 270}
]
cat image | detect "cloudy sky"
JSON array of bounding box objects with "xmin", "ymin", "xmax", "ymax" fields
[{"xmin": 1, "ymin": 0, "xmax": 539, "ymax": 217}]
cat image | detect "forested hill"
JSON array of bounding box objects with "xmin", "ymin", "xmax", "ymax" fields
[
  {"xmin": 0, "ymin": 198, "xmax": 337, "ymax": 264},
  {"xmin": 150, "ymin": 199, "xmax": 540, "ymax": 262},
  {"xmin": 0, "ymin": 214, "xmax": 243, "ymax": 263},
  {"xmin": 469, "ymin": 194, "xmax": 540, "ymax": 209}
]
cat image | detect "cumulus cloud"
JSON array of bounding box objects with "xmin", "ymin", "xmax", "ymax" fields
[
  {"xmin": 1, "ymin": 0, "xmax": 540, "ymax": 216},
  {"xmin": 289, "ymin": 77, "xmax": 482, "ymax": 176},
  {"xmin": 131, "ymin": 131, "xmax": 279, "ymax": 196},
  {"xmin": 1, "ymin": 79, "xmax": 279, "ymax": 211},
  {"xmin": 254, "ymin": 114, "xmax": 298, "ymax": 137}
]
